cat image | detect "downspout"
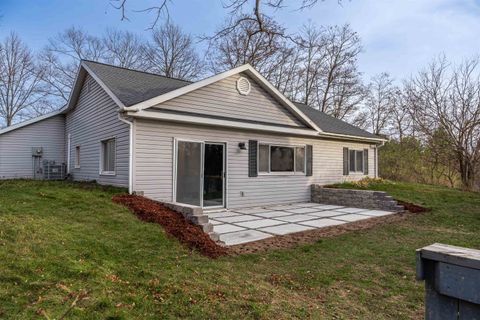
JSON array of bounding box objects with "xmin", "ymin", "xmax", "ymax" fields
[{"xmin": 118, "ymin": 112, "xmax": 134, "ymax": 194}]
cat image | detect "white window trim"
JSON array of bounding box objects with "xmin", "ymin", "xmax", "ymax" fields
[
  {"xmin": 99, "ymin": 137, "xmax": 117, "ymax": 176},
  {"xmin": 75, "ymin": 145, "xmax": 81, "ymax": 169},
  {"xmin": 258, "ymin": 143, "xmax": 306, "ymax": 176},
  {"xmin": 349, "ymin": 149, "xmax": 364, "ymax": 173}
]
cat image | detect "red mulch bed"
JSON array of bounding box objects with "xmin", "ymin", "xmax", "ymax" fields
[
  {"xmin": 112, "ymin": 195, "xmax": 228, "ymax": 259},
  {"xmin": 397, "ymin": 200, "xmax": 430, "ymax": 213}
]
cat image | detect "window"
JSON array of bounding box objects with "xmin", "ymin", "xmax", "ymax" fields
[
  {"xmin": 349, "ymin": 149, "xmax": 364, "ymax": 172},
  {"xmin": 258, "ymin": 144, "xmax": 305, "ymax": 174},
  {"xmin": 101, "ymin": 138, "xmax": 116, "ymax": 174},
  {"xmin": 75, "ymin": 146, "xmax": 80, "ymax": 168}
]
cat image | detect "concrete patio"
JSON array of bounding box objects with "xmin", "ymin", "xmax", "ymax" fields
[{"xmin": 206, "ymin": 203, "xmax": 397, "ymax": 246}]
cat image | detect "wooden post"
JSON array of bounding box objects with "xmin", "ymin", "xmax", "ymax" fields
[{"xmin": 416, "ymin": 243, "xmax": 480, "ymax": 320}]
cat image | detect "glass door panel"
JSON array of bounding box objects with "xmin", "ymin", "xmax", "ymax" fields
[
  {"xmin": 203, "ymin": 143, "xmax": 224, "ymax": 207},
  {"xmin": 176, "ymin": 141, "xmax": 202, "ymax": 206}
]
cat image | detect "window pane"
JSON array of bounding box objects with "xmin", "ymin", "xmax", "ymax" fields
[
  {"xmin": 102, "ymin": 139, "xmax": 115, "ymax": 172},
  {"xmin": 75, "ymin": 146, "xmax": 80, "ymax": 167},
  {"xmin": 295, "ymin": 147, "xmax": 305, "ymax": 172},
  {"xmin": 108, "ymin": 140, "xmax": 115, "ymax": 171},
  {"xmin": 349, "ymin": 150, "xmax": 356, "ymax": 172},
  {"xmin": 356, "ymin": 150, "xmax": 363, "ymax": 173},
  {"xmin": 259, "ymin": 144, "xmax": 269, "ymax": 172},
  {"xmin": 270, "ymin": 146, "xmax": 294, "ymax": 172}
]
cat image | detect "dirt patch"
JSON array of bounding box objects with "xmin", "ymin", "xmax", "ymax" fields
[
  {"xmin": 397, "ymin": 200, "xmax": 430, "ymax": 213},
  {"xmin": 112, "ymin": 195, "xmax": 228, "ymax": 259},
  {"xmin": 228, "ymin": 211, "xmax": 420, "ymax": 255}
]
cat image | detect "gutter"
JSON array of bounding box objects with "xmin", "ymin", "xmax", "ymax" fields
[{"xmin": 118, "ymin": 112, "xmax": 134, "ymax": 194}]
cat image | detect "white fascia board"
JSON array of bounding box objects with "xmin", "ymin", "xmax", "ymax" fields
[
  {"xmin": 0, "ymin": 110, "xmax": 64, "ymax": 135},
  {"xmin": 125, "ymin": 110, "xmax": 319, "ymax": 136},
  {"xmin": 318, "ymin": 131, "xmax": 387, "ymax": 143},
  {"xmin": 127, "ymin": 110, "xmax": 386, "ymax": 143},
  {"xmin": 122, "ymin": 64, "xmax": 322, "ymax": 132}
]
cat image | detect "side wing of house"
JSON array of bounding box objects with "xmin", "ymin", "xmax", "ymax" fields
[
  {"xmin": 131, "ymin": 73, "xmax": 378, "ymax": 208},
  {"xmin": 65, "ymin": 74, "xmax": 129, "ymax": 187},
  {"xmin": 0, "ymin": 115, "xmax": 65, "ymax": 179}
]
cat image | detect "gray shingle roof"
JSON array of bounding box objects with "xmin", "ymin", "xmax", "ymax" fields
[
  {"xmin": 83, "ymin": 60, "xmax": 191, "ymax": 107},
  {"xmin": 294, "ymin": 103, "xmax": 381, "ymax": 139},
  {"xmin": 83, "ymin": 61, "xmax": 380, "ymax": 140}
]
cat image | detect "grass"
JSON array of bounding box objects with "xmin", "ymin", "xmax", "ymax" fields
[{"xmin": 0, "ymin": 179, "xmax": 479, "ymax": 319}]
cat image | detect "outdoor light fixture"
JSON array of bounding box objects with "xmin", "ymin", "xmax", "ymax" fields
[{"xmin": 238, "ymin": 142, "xmax": 247, "ymax": 150}]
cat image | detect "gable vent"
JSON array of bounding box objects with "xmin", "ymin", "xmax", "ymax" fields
[{"xmin": 236, "ymin": 77, "xmax": 251, "ymax": 95}]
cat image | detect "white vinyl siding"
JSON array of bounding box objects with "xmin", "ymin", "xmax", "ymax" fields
[
  {"xmin": 133, "ymin": 119, "xmax": 375, "ymax": 209},
  {"xmin": 0, "ymin": 115, "xmax": 65, "ymax": 179},
  {"xmin": 151, "ymin": 73, "xmax": 306, "ymax": 128},
  {"xmin": 66, "ymin": 74, "xmax": 129, "ymax": 187}
]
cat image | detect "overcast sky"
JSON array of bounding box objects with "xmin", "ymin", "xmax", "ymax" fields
[{"xmin": 1, "ymin": 0, "xmax": 480, "ymax": 82}]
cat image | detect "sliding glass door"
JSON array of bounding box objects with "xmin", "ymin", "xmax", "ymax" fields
[{"xmin": 175, "ymin": 140, "xmax": 225, "ymax": 208}]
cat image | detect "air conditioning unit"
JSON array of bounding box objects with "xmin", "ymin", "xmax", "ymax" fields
[{"xmin": 42, "ymin": 160, "xmax": 66, "ymax": 180}]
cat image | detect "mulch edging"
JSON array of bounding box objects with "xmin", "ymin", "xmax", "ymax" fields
[
  {"xmin": 112, "ymin": 195, "xmax": 228, "ymax": 259},
  {"xmin": 113, "ymin": 195, "xmax": 429, "ymax": 258}
]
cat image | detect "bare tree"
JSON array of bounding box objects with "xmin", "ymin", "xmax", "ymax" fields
[
  {"xmin": 110, "ymin": 0, "xmax": 342, "ymax": 40},
  {"xmin": 406, "ymin": 56, "xmax": 480, "ymax": 189},
  {"xmin": 317, "ymin": 24, "xmax": 363, "ymax": 117},
  {"xmin": 144, "ymin": 22, "xmax": 203, "ymax": 80},
  {"xmin": 0, "ymin": 33, "xmax": 47, "ymax": 127},
  {"xmin": 359, "ymin": 72, "xmax": 395, "ymax": 135},
  {"xmin": 103, "ymin": 28, "xmax": 148, "ymax": 70},
  {"xmin": 207, "ymin": 16, "xmax": 286, "ymax": 74},
  {"xmin": 40, "ymin": 27, "xmax": 106, "ymax": 106}
]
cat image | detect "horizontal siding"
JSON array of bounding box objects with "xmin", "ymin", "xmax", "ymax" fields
[
  {"xmin": 0, "ymin": 115, "xmax": 65, "ymax": 179},
  {"xmin": 133, "ymin": 119, "xmax": 375, "ymax": 209},
  {"xmin": 152, "ymin": 73, "xmax": 306, "ymax": 127},
  {"xmin": 66, "ymin": 75, "xmax": 129, "ymax": 187}
]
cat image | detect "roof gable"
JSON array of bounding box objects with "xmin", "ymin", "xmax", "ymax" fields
[
  {"xmin": 151, "ymin": 73, "xmax": 308, "ymax": 128},
  {"xmin": 82, "ymin": 61, "xmax": 191, "ymax": 107},
  {"xmin": 64, "ymin": 61, "xmax": 384, "ymax": 142}
]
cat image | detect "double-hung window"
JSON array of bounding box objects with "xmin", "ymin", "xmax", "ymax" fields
[
  {"xmin": 101, "ymin": 138, "xmax": 116, "ymax": 175},
  {"xmin": 349, "ymin": 149, "xmax": 364, "ymax": 172},
  {"xmin": 75, "ymin": 146, "xmax": 81, "ymax": 168},
  {"xmin": 258, "ymin": 144, "xmax": 305, "ymax": 174}
]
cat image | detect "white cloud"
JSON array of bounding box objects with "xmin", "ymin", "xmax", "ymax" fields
[{"xmin": 281, "ymin": 0, "xmax": 480, "ymax": 81}]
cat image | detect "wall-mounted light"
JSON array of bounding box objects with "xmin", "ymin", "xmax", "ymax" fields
[{"xmin": 238, "ymin": 142, "xmax": 247, "ymax": 150}]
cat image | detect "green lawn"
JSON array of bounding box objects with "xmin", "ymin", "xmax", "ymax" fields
[{"xmin": 0, "ymin": 180, "xmax": 479, "ymax": 319}]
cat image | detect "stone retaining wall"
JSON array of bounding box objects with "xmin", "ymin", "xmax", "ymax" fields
[
  {"xmin": 163, "ymin": 202, "xmax": 222, "ymax": 243},
  {"xmin": 311, "ymin": 185, "xmax": 404, "ymax": 212}
]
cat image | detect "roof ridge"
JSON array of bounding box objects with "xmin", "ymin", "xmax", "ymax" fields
[{"xmin": 81, "ymin": 59, "xmax": 193, "ymax": 84}]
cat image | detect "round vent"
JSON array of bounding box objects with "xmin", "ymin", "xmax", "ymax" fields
[{"xmin": 236, "ymin": 77, "xmax": 251, "ymax": 95}]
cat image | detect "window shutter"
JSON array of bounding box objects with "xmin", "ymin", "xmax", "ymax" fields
[
  {"xmin": 343, "ymin": 147, "xmax": 349, "ymax": 175},
  {"xmin": 248, "ymin": 140, "xmax": 258, "ymax": 177},
  {"xmin": 363, "ymin": 149, "xmax": 369, "ymax": 175},
  {"xmin": 306, "ymin": 145, "xmax": 313, "ymax": 176}
]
